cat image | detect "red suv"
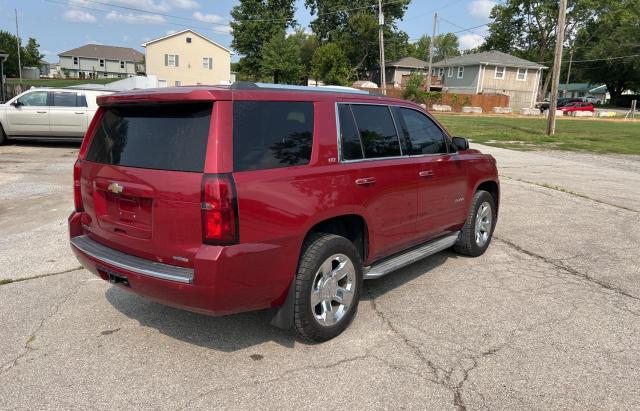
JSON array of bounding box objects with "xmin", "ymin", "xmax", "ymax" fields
[{"xmin": 69, "ymin": 83, "xmax": 499, "ymax": 342}]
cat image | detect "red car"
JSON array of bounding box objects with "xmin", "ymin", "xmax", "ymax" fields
[
  {"xmin": 560, "ymin": 101, "xmax": 595, "ymax": 114},
  {"xmin": 69, "ymin": 83, "xmax": 500, "ymax": 341}
]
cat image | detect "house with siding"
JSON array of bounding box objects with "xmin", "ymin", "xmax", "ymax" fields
[
  {"xmin": 372, "ymin": 57, "xmax": 443, "ymax": 89},
  {"xmin": 58, "ymin": 44, "xmax": 145, "ymax": 79},
  {"xmin": 142, "ymin": 29, "xmax": 232, "ymax": 87},
  {"xmin": 432, "ymin": 51, "xmax": 547, "ymax": 108}
]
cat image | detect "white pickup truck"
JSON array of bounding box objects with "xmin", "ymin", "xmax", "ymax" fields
[{"xmin": 0, "ymin": 87, "xmax": 112, "ymax": 144}]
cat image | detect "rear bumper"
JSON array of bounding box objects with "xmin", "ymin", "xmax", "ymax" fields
[
  {"xmin": 71, "ymin": 235, "xmax": 194, "ymax": 284},
  {"xmin": 68, "ymin": 211, "xmax": 297, "ymax": 316}
]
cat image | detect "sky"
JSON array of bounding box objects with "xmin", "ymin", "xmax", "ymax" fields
[{"xmin": 0, "ymin": 0, "xmax": 495, "ymax": 64}]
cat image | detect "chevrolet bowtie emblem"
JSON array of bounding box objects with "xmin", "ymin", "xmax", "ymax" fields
[{"xmin": 108, "ymin": 182, "xmax": 123, "ymax": 194}]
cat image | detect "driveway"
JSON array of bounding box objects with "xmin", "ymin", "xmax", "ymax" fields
[{"xmin": 1, "ymin": 142, "xmax": 639, "ymax": 409}]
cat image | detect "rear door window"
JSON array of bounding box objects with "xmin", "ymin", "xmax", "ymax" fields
[
  {"xmin": 349, "ymin": 104, "xmax": 401, "ymax": 159},
  {"xmin": 52, "ymin": 92, "xmax": 78, "ymax": 107},
  {"xmin": 86, "ymin": 103, "xmax": 212, "ymax": 172},
  {"xmin": 233, "ymin": 101, "xmax": 314, "ymax": 172},
  {"xmin": 396, "ymin": 108, "xmax": 448, "ymax": 155}
]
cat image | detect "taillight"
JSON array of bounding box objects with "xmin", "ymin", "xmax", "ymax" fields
[
  {"xmin": 201, "ymin": 174, "xmax": 238, "ymax": 245},
  {"xmin": 73, "ymin": 159, "xmax": 84, "ymax": 212}
]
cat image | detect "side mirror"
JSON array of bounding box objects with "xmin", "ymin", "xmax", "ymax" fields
[
  {"xmin": 10, "ymin": 101, "xmax": 23, "ymax": 107},
  {"xmin": 452, "ymin": 136, "xmax": 469, "ymax": 151}
]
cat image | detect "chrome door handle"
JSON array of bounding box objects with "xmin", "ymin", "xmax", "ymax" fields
[
  {"xmin": 74, "ymin": 111, "xmax": 84, "ymax": 114},
  {"xmin": 355, "ymin": 177, "xmax": 376, "ymax": 185},
  {"xmin": 419, "ymin": 170, "xmax": 435, "ymax": 178},
  {"xmin": 36, "ymin": 111, "xmax": 47, "ymax": 114}
]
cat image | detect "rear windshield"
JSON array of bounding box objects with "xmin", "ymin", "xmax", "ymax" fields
[{"xmin": 86, "ymin": 103, "xmax": 212, "ymax": 172}]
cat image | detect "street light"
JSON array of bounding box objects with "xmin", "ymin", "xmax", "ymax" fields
[{"xmin": 0, "ymin": 51, "xmax": 8, "ymax": 103}]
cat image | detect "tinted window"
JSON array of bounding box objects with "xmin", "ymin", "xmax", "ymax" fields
[
  {"xmin": 233, "ymin": 101, "xmax": 313, "ymax": 171},
  {"xmin": 86, "ymin": 103, "xmax": 211, "ymax": 172},
  {"xmin": 52, "ymin": 92, "xmax": 78, "ymax": 107},
  {"xmin": 77, "ymin": 94, "xmax": 88, "ymax": 107},
  {"xmin": 338, "ymin": 104, "xmax": 363, "ymax": 160},
  {"xmin": 17, "ymin": 91, "xmax": 48, "ymax": 106},
  {"xmin": 397, "ymin": 108, "xmax": 448, "ymax": 155},
  {"xmin": 350, "ymin": 104, "xmax": 400, "ymax": 158}
]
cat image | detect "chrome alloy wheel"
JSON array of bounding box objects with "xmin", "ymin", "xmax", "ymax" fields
[
  {"xmin": 475, "ymin": 201, "xmax": 493, "ymax": 247},
  {"xmin": 311, "ymin": 254, "xmax": 356, "ymax": 327}
]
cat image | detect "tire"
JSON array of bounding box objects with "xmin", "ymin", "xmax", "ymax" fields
[
  {"xmin": 0, "ymin": 124, "xmax": 6, "ymax": 145},
  {"xmin": 453, "ymin": 190, "xmax": 496, "ymax": 257},
  {"xmin": 293, "ymin": 233, "xmax": 363, "ymax": 342}
]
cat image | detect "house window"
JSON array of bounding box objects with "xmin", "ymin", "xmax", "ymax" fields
[
  {"xmin": 73, "ymin": 57, "xmax": 78, "ymax": 65},
  {"xmin": 517, "ymin": 68, "xmax": 527, "ymax": 81},
  {"xmin": 120, "ymin": 61, "xmax": 125, "ymax": 69},
  {"xmin": 495, "ymin": 66, "xmax": 506, "ymax": 79},
  {"xmin": 186, "ymin": 37, "xmax": 192, "ymax": 43},
  {"xmin": 457, "ymin": 66, "xmax": 464, "ymax": 79},
  {"xmin": 447, "ymin": 67, "xmax": 453, "ymax": 77},
  {"xmin": 158, "ymin": 80, "xmax": 167, "ymax": 87},
  {"xmin": 175, "ymin": 80, "xmax": 181, "ymax": 86},
  {"xmin": 99, "ymin": 59, "xmax": 104, "ymax": 67},
  {"xmin": 165, "ymin": 54, "xmax": 179, "ymax": 67},
  {"xmin": 202, "ymin": 57, "xmax": 213, "ymax": 69},
  {"xmin": 438, "ymin": 68, "xmax": 444, "ymax": 77}
]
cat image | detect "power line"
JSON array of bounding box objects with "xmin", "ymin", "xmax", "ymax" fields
[
  {"xmin": 401, "ymin": 0, "xmax": 466, "ymax": 23},
  {"xmin": 539, "ymin": 54, "xmax": 640, "ymax": 64}
]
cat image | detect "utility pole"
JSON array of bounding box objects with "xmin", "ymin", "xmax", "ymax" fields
[
  {"xmin": 546, "ymin": 0, "xmax": 567, "ymax": 136},
  {"xmin": 378, "ymin": 0, "xmax": 386, "ymax": 95},
  {"xmin": 563, "ymin": 47, "xmax": 574, "ymax": 98},
  {"xmin": 426, "ymin": 13, "xmax": 437, "ymax": 91},
  {"xmin": 15, "ymin": 9, "xmax": 22, "ymax": 84}
]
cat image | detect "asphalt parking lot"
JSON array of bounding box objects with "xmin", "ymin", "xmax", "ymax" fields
[{"xmin": 1, "ymin": 141, "xmax": 639, "ymax": 409}]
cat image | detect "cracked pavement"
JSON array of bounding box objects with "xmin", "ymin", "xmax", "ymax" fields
[{"xmin": 1, "ymin": 142, "xmax": 640, "ymax": 409}]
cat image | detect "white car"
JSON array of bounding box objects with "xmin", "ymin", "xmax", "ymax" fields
[{"xmin": 0, "ymin": 87, "xmax": 112, "ymax": 144}]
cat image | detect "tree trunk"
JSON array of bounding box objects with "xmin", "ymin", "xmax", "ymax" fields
[{"xmin": 540, "ymin": 71, "xmax": 551, "ymax": 101}]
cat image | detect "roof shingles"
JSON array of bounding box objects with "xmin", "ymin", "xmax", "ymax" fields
[
  {"xmin": 58, "ymin": 44, "xmax": 143, "ymax": 62},
  {"xmin": 432, "ymin": 51, "xmax": 546, "ymax": 69}
]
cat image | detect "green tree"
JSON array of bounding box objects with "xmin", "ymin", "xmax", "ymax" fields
[
  {"xmin": 408, "ymin": 33, "xmax": 460, "ymax": 62},
  {"xmin": 481, "ymin": 0, "xmax": 597, "ymax": 95},
  {"xmin": 288, "ymin": 28, "xmax": 319, "ymax": 83},
  {"xmin": 0, "ymin": 31, "xmax": 44, "ymax": 77},
  {"xmin": 573, "ymin": 0, "xmax": 640, "ymax": 103},
  {"xmin": 304, "ymin": 0, "xmax": 411, "ymax": 77},
  {"xmin": 23, "ymin": 38, "xmax": 43, "ymax": 67},
  {"xmin": 260, "ymin": 30, "xmax": 304, "ymax": 84},
  {"xmin": 312, "ymin": 42, "xmax": 351, "ymax": 85},
  {"xmin": 230, "ymin": 0, "xmax": 296, "ymax": 79}
]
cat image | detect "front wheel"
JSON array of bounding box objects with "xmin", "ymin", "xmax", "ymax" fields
[
  {"xmin": 293, "ymin": 233, "xmax": 362, "ymax": 342},
  {"xmin": 454, "ymin": 190, "xmax": 496, "ymax": 257},
  {"xmin": 0, "ymin": 124, "xmax": 6, "ymax": 145}
]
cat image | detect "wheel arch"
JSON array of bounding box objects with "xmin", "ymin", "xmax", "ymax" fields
[
  {"xmin": 474, "ymin": 179, "xmax": 500, "ymax": 215},
  {"xmin": 302, "ymin": 214, "xmax": 369, "ymax": 262}
]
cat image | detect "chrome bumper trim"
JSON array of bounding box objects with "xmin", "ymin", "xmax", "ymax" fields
[{"xmin": 71, "ymin": 235, "xmax": 194, "ymax": 284}]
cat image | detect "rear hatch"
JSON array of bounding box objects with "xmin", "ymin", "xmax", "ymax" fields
[{"xmin": 80, "ymin": 102, "xmax": 213, "ymax": 267}]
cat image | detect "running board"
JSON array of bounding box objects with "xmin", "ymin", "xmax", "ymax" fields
[{"xmin": 363, "ymin": 232, "xmax": 459, "ymax": 280}]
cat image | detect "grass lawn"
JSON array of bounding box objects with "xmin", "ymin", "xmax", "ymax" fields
[
  {"xmin": 435, "ymin": 114, "xmax": 640, "ymax": 155},
  {"xmin": 6, "ymin": 78, "xmax": 119, "ymax": 87}
]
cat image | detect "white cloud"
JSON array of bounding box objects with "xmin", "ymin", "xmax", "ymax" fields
[
  {"xmin": 67, "ymin": 0, "xmax": 89, "ymax": 6},
  {"xmin": 111, "ymin": 0, "xmax": 170, "ymax": 13},
  {"xmin": 193, "ymin": 11, "xmax": 224, "ymax": 23},
  {"xmin": 63, "ymin": 9, "xmax": 97, "ymax": 23},
  {"xmin": 459, "ymin": 33, "xmax": 485, "ymax": 50},
  {"xmin": 468, "ymin": 0, "xmax": 496, "ymax": 19},
  {"xmin": 106, "ymin": 11, "xmax": 166, "ymax": 24},
  {"xmin": 170, "ymin": 0, "xmax": 199, "ymax": 9}
]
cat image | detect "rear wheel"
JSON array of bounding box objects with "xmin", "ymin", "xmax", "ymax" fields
[
  {"xmin": 0, "ymin": 124, "xmax": 6, "ymax": 145},
  {"xmin": 293, "ymin": 233, "xmax": 362, "ymax": 342},
  {"xmin": 454, "ymin": 190, "xmax": 496, "ymax": 257}
]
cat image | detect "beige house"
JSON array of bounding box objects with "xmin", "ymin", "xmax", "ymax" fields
[
  {"xmin": 432, "ymin": 51, "xmax": 547, "ymax": 108},
  {"xmin": 142, "ymin": 29, "xmax": 232, "ymax": 87}
]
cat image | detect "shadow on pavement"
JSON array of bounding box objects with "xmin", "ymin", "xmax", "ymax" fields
[{"xmin": 105, "ymin": 250, "xmax": 459, "ymax": 351}]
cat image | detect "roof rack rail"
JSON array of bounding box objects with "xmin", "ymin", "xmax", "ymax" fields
[{"xmin": 231, "ymin": 81, "xmax": 374, "ymax": 95}]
